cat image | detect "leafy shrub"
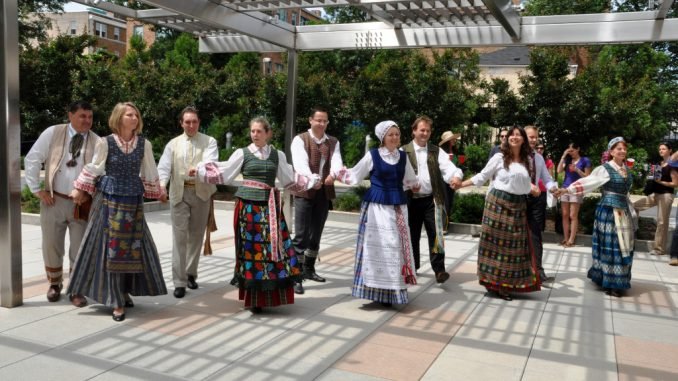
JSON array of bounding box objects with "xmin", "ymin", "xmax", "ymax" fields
[
  {"xmin": 333, "ymin": 191, "xmax": 362, "ymax": 212},
  {"xmin": 21, "ymin": 185, "xmax": 41, "ymax": 214},
  {"xmin": 463, "ymin": 144, "xmax": 490, "ymax": 174},
  {"xmin": 450, "ymin": 193, "xmax": 486, "ymax": 224}
]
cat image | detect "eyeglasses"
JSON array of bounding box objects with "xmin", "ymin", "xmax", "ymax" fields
[
  {"xmin": 500, "ymin": 134, "xmax": 507, "ymax": 139},
  {"xmin": 536, "ymin": 146, "xmax": 544, "ymax": 150},
  {"xmin": 312, "ymin": 119, "xmax": 330, "ymax": 125}
]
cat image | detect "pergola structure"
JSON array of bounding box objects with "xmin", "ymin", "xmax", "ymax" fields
[{"xmin": 2, "ymin": 0, "xmax": 678, "ymax": 307}]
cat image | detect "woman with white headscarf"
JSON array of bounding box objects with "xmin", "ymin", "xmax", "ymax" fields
[
  {"xmin": 555, "ymin": 137, "xmax": 636, "ymax": 297},
  {"xmin": 336, "ymin": 121, "xmax": 420, "ymax": 307}
]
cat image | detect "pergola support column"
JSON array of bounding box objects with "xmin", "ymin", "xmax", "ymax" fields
[{"xmin": 1, "ymin": 0, "xmax": 23, "ymax": 308}]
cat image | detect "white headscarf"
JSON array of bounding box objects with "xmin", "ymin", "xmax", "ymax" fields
[{"xmin": 375, "ymin": 120, "xmax": 398, "ymax": 142}]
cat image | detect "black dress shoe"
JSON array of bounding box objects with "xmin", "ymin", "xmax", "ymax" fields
[
  {"xmin": 380, "ymin": 302, "xmax": 393, "ymax": 308},
  {"xmin": 47, "ymin": 284, "xmax": 62, "ymax": 302},
  {"xmin": 173, "ymin": 287, "xmax": 186, "ymax": 298},
  {"xmin": 294, "ymin": 281, "xmax": 305, "ymax": 295},
  {"xmin": 305, "ymin": 272, "xmax": 326, "ymax": 283},
  {"xmin": 124, "ymin": 295, "xmax": 134, "ymax": 308},
  {"xmin": 435, "ymin": 271, "xmax": 450, "ymax": 284},
  {"xmin": 251, "ymin": 306, "xmax": 263, "ymax": 314},
  {"xmin": 187, "ymin": 275, "xmax": 198, "ymax": 290},
  {"xmin": 112, "ymin": 312, "xmax": 126, "ymax": 322}
]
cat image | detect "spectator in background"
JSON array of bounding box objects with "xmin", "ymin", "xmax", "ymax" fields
[
  {"xmin": 488, "ymin": 129, "xmax": 508, "ymax": 159},
  {"xmin": 633, "ymin": 142, "xmax": 678, "ymax": 256},
  {"xmin": 439, "ymin": 130, "xmax": 462, "ymax": 225},
  {"xmin": 557, "ymin": 143, "xmax": 592, "ymax": 247},
  {"xmin": 538, "ymin": 146, "xmax": 555, "ymax": 179}
]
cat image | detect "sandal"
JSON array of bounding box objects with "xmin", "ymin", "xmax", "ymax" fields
[
  {"xmin": 559, "ymin": 240, "xmax": 567, "ymax": 246},
  {"xmin": 497, "ymin": 292, "xmax": 513, "ymax": 301},
  {"xmin": 563, "ymin": 241, "xmax": 575, "ymax": 247}
]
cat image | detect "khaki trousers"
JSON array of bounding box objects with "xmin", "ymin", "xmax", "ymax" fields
[
  {"xmin": 171, "ymin": 187, "xmax": 210, "ymax": 288},
  {"xmin": 634, "ymin": 192, "xmax": 674, "ymax": 255},
  {"xmin": 40, "ymin": 196, "xmax": 87, "ymax": 286}
]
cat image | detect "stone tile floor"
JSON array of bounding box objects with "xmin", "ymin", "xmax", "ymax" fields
[{"xmin": 2, "ymin": 206, "xmax": 678, "ymax": 380}]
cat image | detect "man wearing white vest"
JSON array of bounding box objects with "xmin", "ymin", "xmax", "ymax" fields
[
  {"xmin": 24, "ymin": 100, "xmax": 100, "ymax": 307},
  {"xmin": 158, "ymin": 107, "xmax": 218, "ymax": 298}
]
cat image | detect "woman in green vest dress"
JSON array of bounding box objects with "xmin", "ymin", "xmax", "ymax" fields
[{"xmin": 195, "ymin": 117, "xmax": 318, "ymax": 312}]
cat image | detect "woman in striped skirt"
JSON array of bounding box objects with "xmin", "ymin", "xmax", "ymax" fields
[
  {"xmin": 459, "ymin": 126, "xmax": 541, "ymax": 301},
  {"xmin": 555, "ymin": 137, "xmax": 635, "ymax": 297},
  {"xmin": 68, "ymin": 102, "xmax": 168, "ymax": 322},
  {"xmin": 336, "ymin": 121, "xmax": 420, "ymax": 307},
  {"xmin": 195, "ymin": 117, "xmax": 317, "ymax": 313}
]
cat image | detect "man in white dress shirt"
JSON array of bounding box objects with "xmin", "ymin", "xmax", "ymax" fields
[
  {"xmin": 525, "ymin": 126, "xmax": 558, "ymax": 283},
  {"xmin": 290, "ymin": 106, "xmax": 344, "ymax": 294},
  {"xmin": 24, "ymin": 100, "xmax": 100, "ymax": 306},
  {"xmin": 403, "ymin": 116, "xmax": 463, "ymax": 283},
  {"xmin": 158, "ymin": 107, "xmax": 218, "ymax": 298}
]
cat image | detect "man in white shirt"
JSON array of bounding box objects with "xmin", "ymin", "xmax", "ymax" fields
[
  {"xmin": 402, "ymin": 116, "xmax": 463, "ymax": 283},
  {"xmin": 290, "ymin": 107, "xmax": 344, "ymax": 294},
  {"xmin": 158, "ymin": 107, "xmax": 218, "ymax": 298},
  {"xmin": 525, "ymin": 126, "xmax": 558, "ymax": 283},
  {"xmin": 24, "ymin": 100, "xmax": 100, "ymax": 306}
]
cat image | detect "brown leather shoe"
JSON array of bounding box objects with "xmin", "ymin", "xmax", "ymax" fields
[
  {"xmin": 69, "ymin": 294, "xmax": 88, "ymax": 308},
  {"xmin": 435, "ymin": 271, "xmax": 450, "ymax": 284},
  {"xmin": 46, "ymin": 284, "xmax": 62, "ymax": 302}
]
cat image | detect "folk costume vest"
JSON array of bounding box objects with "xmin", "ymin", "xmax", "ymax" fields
[
  {"xmin": 403, "ymin": 141, "xmax": 445, "ymax": 206},
  {"xmin": 44, "ymin": 124, "xmax": 98, "ymax": 195},
  {"xmin": 167, "ymin": 132, "xmax": 217, "ymax": 206},
  {"xmin": 235, "ymin": 147, "xmax": 279, "ymax": 202},
  {"xmin": 291, "ymin": 131, "xmax": 337, "ymax": 200}
]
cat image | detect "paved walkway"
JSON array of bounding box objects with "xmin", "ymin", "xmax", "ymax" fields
[{"xmin": 2, "ymin": 205, "xmax": 678, "ymax": 381}]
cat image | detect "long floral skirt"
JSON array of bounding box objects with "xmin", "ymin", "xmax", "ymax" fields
[
  {"xmin": 588, "ymin": 205, "xmax": 633, "ymax": 290},
  {"xmin": 232, "ymin": 199, "xmax": 302, "ymax": 308},
  {"xmin": 477, "ymin": 189, "xmax": 540, "ymax": 294},
  {"xmin": 67, "ymin": 192, "xmax": 167, "ymax": 308}
]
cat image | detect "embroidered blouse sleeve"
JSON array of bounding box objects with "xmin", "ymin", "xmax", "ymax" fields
[
  {"xmin": 195, "ymin": 148, "xmax": 244, "ymax": 185},
  {"xmin": 336, "ymin": 151, "xmax": 373, "ymax": 185},
  {"xmin": 566, "ymin": 165, "xmax": 610, "ymax": 195},
  {"xmin": 140, "ymin": 139, "xmax": 165, "ymax": 199},
  {"xmin": 73, "ymin": 137, "xmax": 109, "ymax": 194},
  {"xmin": 277, "ymin": 150, "xmax": 318, "ymax": 190}
]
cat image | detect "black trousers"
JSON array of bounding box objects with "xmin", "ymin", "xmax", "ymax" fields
[
  {"xmin": 407, "ymin": 195, "xmax": 445, "ymax": 273},
  {"xmin": 527, "ymin": 192, "xmax": 547, "ymax": 273},
  {"xmin": 292, "ymin": 190, "xmax": 330, "ymax": 257}
]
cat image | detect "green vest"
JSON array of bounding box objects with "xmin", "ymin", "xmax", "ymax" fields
[
  {"xmin": 403, "ymin": 141, "xmax": 446, "ymax": 206},
  {"xmin": 235, "ymin": 148, "xmax": 279, "ymax": 201}
]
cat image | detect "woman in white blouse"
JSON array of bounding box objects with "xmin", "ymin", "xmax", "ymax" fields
[
  {"xmin": 336, "ymin": 121, "xmax": 420, "ymax": 307},
  {"xmin": 68, "ymin": 102, "xmax": 168, "ymax": 322},
  {"xmin": 194, "ymin": 117, "xmax": 317, "ymax": 313},
  {"xmin": 459, "ymin": 126, "xmax": 541, "ymax": 301},
  {"xmin": 555, "ymin": 137, "xmax": 635, "ymax": 297}
]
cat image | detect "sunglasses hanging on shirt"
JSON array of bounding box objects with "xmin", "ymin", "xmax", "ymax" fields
[{"xmin": 66, "ymin": 133, "xmax": 84, "ymax": 167}]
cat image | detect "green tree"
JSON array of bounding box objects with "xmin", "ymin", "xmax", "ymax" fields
[{"xmin": 18, "ymin": 0, "xmax": 67, "ymax": 48}]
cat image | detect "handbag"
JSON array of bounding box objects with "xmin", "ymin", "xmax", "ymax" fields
[{"xmin": 73, "ymin": 198, "xmax": 92, "ymax": 221}]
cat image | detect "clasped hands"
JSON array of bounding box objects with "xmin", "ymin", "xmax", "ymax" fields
[{"xmin": 449, "ymin": 177, "xmax": 462, "ymax": 190}]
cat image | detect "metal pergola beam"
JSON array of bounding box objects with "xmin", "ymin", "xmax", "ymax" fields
[
  {"xmin": 482, "ymin": 0, "xmax": 520, "ymax": 40},
  {"xmin": 138, "ymin": 0, "xmax": 296, "ymax": 49},
  {"xmin": 656, "ymin": 0, "xmax": 675, "ymax": 20},
  {"xmin": 197, "ymin": 11, "xmax": 678, "ymax": 52}
]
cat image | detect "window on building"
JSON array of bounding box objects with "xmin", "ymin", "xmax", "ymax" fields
[
  {"xmin": 292, "ymin": 14, "xmax": 297, "ymax": 26},
  {"xmin": 300, "ymin": 16, "xmax": 309, "ymax": 26},
  {"xmin": 275, "ymin": 63, "xmax": 284, "ymax": 72},
  {"xmin": 133, "ymin": 25, "xmax": 144, "ymax": 38},
  {"xmin": 69, "ymin": 21, "xmax": 77, "ymax": 35},
  {"xmin": 113, "ymin": 27, "xmax": 120, "ymax": 41},
  {"xmin": 277, "ymin": 10, "xmax": 287, "ymax": 23},
  {"xmin": 95, "ymin": 22, "xmax": 106, "ymax": 38}
]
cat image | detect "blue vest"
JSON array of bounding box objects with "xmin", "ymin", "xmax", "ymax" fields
[
  {"xmin": 599, "ymin": 162, "xmax": 633, "ymax": 210},
  {"xmin": 363, "ymin": 149, "xmax": 408, "ymax": 205},
  {"xmin": 98, "ymin": 135, "xmax": 145, "ymax": 196}
]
